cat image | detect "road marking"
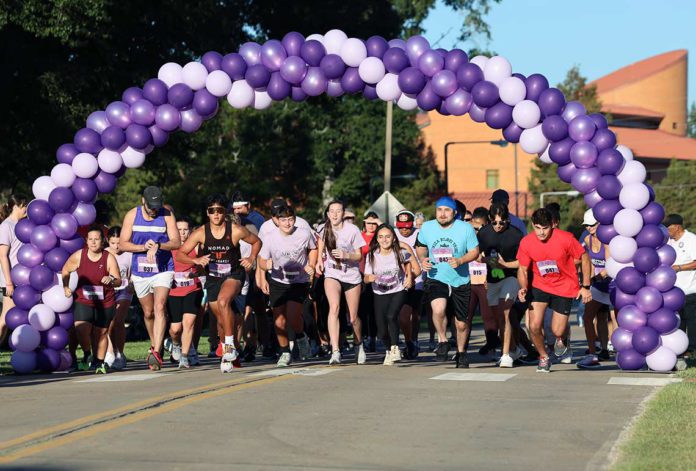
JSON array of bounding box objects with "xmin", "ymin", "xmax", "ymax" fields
[
  {"xmin": 251, "ymin": 367, "xmax": 341, "ymax": 377},
  {"xmin": 430, "ymin": 373, "xmax": 517, "ymax": 382},
  {"xmin": 607, "ymin": 377, "xmax": 683, "ymax": 386},
  {"xmin": 76, "ymin": 373, "xmax": 168, "ymax": 383}
]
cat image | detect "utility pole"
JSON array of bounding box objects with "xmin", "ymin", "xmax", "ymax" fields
[{"xmin": 384, "ymin": 100, "xmax": 393, "ymax": 220}]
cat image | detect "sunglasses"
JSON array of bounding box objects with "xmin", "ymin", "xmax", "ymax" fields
[
  {"xmin": 464, "ymin": 218, "xmax": 472, "ymax": 222},
  {"xmin": 492, "ymin": 221, "xmax": 507, "ymax": 226},
  {"xmin": 207, "ymin": 207, "xmax": 225, "ymax": 215},
  {"xmin": 584, "ymin": 223, "xmax": 598, "ymax": 228},
  {"xmin": 344, "ymin": 216, "xmax": 355, "ymax": 221},
  {"xmin": 365, "ymin": 221, "xmax": 378, "ymax": 225}
]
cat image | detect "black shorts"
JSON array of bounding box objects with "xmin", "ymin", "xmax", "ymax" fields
[
  {"xmin": 406, "ymin": 288, "xmax": 424, "ymax": 311},
  {"xmin": 206, "ymin": 270, "xmax": 245, "ymax": 303},
  {"xmin": 531, "ymin": 287, "xmax": 573, "ymax": 315},
  {"xmin": 325, "ymin": 277, "xmax": 361, "ymax": 293},
  {"xmin": 269, "ymin": 278, "xmax": 309, "ymax": 308},
  {"xmin": 424, "ymin": 279, "xmax": 471, "ymax": 322},
  {"xmin": 74, "ymin": 302, "xmax": 116, "ymax": 328},
  {"xmin": 167, "ymin": 290, "xmax": 203, "ymax": 323}
]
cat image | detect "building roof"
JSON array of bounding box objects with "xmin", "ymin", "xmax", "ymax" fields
[
  {"xmin": 591, "ymin": 50, "xmax": 687, "ymax": 94},
  {"xmin": 610, "ymin": 126, "xmax": 696, "ymax": 161},
  {"xmin": 602, "ymin": 103, "xmax": 664, "ymax": 119}
]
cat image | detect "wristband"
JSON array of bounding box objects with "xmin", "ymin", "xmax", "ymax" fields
[{"xmin": 582, "ymin": 285, "xmax": 591, "ymax": 290}]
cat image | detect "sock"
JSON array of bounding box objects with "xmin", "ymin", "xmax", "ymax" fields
[
  {"xmin": 281, "ymin": 345, "xmax": 291, "ymax": 353},
  {"xmin": 225, "ymin": 336, "xmax": 234, "ymax": 345},
  {"xmin": 83, "ymin": 351, "xmax": 91, "ymax": 362}
]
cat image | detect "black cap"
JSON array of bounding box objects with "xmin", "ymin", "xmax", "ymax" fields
[
  {"xmin": 270, "ymin": 198, "xmax": 289, "ymax": 216},
  {"xmin": 491, "ymin": 189, "xmax": 509, "ymax": 203},
  {"xmin": 664, "ymin": 214, "xmax": 684, "ymax": 227},
  {"xmin": 143, "ymin": 186, "xmax": 163, "ymax": 210}
]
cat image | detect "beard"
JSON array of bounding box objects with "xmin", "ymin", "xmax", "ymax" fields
[{"xmin": 437, "ymin": 217, "xmax": 454, "ymax": 227}]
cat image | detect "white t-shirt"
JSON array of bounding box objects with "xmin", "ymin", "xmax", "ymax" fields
[
  {"xmin": 668, "ymin": 230, "xmax": 696, "ymax": 295},
  {"xmin": 0, "ymin": 217, "xmax": 21, "ymax": 288}
]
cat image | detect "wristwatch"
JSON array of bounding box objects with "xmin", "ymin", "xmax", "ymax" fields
[{"xmin": 581, "ymin": 284, "xmax": 591, "ymax": 289}]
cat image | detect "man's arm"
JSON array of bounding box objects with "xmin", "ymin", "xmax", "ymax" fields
[
  {"xmin": 118, "ymin": 208, "xmax": 147, "ymax": 253},
  {"xmin": 176, "ymin": 227, "xmax": 208, "ymax": 266},
  {"xmin": 578, "ymin": 252, "xmax": 592, "ymax": 303},
  {"xmin": 517, "ymin": 265, "xmax": 529, "ymax": 302},
  {"xmin": 235, "ymin": 224, "xmax": 261, "ymax": 270},
  {"xmin": 159, "ymin": 211, "xmax": 181, "ymax": 251}
]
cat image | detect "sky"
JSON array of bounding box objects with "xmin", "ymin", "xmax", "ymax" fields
[{"xmin": 422, "ymin": 0, "xmax": 695, "ymax": 104}]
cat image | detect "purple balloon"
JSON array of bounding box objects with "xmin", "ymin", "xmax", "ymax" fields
[
  {"xmin": 280, "ymin": 56, "xmax": 308, "ymax": 84},
  {"xmin": 245, "ymin": 64, "xmax": 271, "ymax": 89},
  {"xmin": 57, "ymin": 311, "xmax": 74, "ymax": 330},
  {"xmin": 201, "ymin": 51, "xmax": 223, "ymax": 72},
  {"xmin": 617, "ymin": 305, "xmax": 648, "ymax": 330},
  {"xmin": 149, "ymin": 125, "xmax": 169, "ymax": 148},
  {"xmin": 457, "ymin": 63, "xmax": 484, "ymax": 91},
  {"xmin": 388, "ymin": 39, "xmax": 406, "ymax": 50},
  {"xmin": 45, "ymin": 326, "xmax": 69, "ymax": 350},
  {"xmin": 48, "ymin": 187, "xmax": 75, "ymax": 213},
  {"xmin": 6, "ymin": 307, "xmax": 29, "ymax": 330},
  {"xmin": 524, "ymin": 74, "xmax": 549, "ymax": 101},
  {"xmin": 179, "ymin": 110, "xmax": 203, "ymax": 133},
  {"xmin": 548, "ymin": 137, "xmax": 574, "ymax": 165},
  {"xmin": 596, "ymin": 175, "xmax": 622, "ymax": 200},
  {"xmin": 541, "ymin": 115, "xmax": 568, "ymax": 142},
  {"xmin": 126, "ymin": 124, "xmax": 153, "ymax": 149},
  {"xmin": 51, "ymin": 213, "xmax": 79, "ymax": 240},
  {"xmin": 142, "ymin": 79, "xmax": 168, "ymax": 106},
  {"xmin": 282, "ymin": 32, "xmax": 305, "ymax": 57},
  {"xmin": 470, "ymin": 80, "xmax": 499, "ymax": 107},
  {"xmin": 612, "ymin": 287, "xmax": 636, "ymax": 310},
  {"xmin": 37, "ymin": 348, "xmax": 61, "ymax": 372},
  {"xmin": 72, "ymin": 177, "xmax": 97, "ymax": 203},
  {"xmin": 366, "ymin": 36, "xmax": 389, "ymax": 58},
  {"xmin": 438, "ymin": 100, "xmax": 451, "ymax": 116},
  {"xmin": 86, "ymin": 111, "xmax": 110, "ymax": 134},
  {"xmin": 593, "ymin": 199, "xmax": 622, "ymax": 225},
  {"xmin": 597, "ymin": 148, "xmax": 625, "ymax": 175},
  {"xmin": 239, "ymin": 42, "xmax": 262, "ymax": 65},
  {"xmin": 431, "ymin": 70, "xmax": 458, "ymax": 98},
  {"xmin": 405, "ymin": 35, "xmax": 430, "ymax": 65},
  {"xmin": 122, "ymin": 87, "xmax": 144, "ymax": 105},
  {"xmin": 11, "ymin": 350, "xmax": 37, "ymax": 374},
  {"xmin": 640, "ymin": 202, "xmax": 665, "ymax": 226},
  {"xmin": 502, "ymin": 122, "xmax": 523, "ymax": 143},
  {"xmin": 562, "ymin": 101, "xmax": 587, "ymax": 122},
  {"xmin": 155, "ymin": 104, "xmax": 181, "ymax": 132},
  {"xmin": 584, "ymin": 190, "xmax": 603, "ymax": 208},
  {"xmin": 596, "ymin": 224, "xmax": 618, "ymax": 244},
  {"xmin": 60, "ymin": 235, "xmax": 84, "ymax": 254},
  {"xmin": 10, "ymin": 264, "xmax": 31, "ymax": 286},
  {"xmin": 398, "ymin": 67, "xmax": 427, "ymax": 95},
  {"xmin": 616, "ymin": 349, "xmax": 646, "ymax": 370},
  {"xmin": 657, "ymin": 244, "xmax": 677, "ymax": 266},
  {"xmin": 167, "ymin": 84, "xmax": 194, "ymax": 110},
  {"xmin": 636, "ymin": 225, "xmax": 666, "ymax": 249},
  {"xmin": 571, "ymin": 168, "xmax": 600, "ymax": 193},
  {"xmin": 444, "ymin": 49, "xmax": 468, "ymax": 72},
  {"xmin": 340, "ymin": 68, "xmax": 364, "ymax": 94},
  {"xmin": 100, "ymin": 126, "xmax": 126, "ymax": 151},
  {"xmin": 27, "ymin": 200, "xmax": 54, "ymax": 226},
  {"xmin": 105, "ymin": 101, "xmax": 131, "ymax": 129},
  {"xmin": 570, "ymin": 141, "xmax": 598, "ymax": 168},
  {"xmin": 326, "ymin": 79, "xmax": 344, "ymax": 97},
  {"xmin": 301, "ymin": 67, "xmax": 328, "ymax": 96},
  {"xmin": 632, "ymin": 326, "xmax": 660, "ymax": 355},
  {"xmin": 29, "ymin": 264, "xmax": 54, "ymax": 291},
  {"xmin": 193, "ymin": 89, "xmax": 218, "ymax": 117},
  {"xmin": 646, "ymin": 266, "xmax": 677, "ymax": 292},
  {"xmin": 647, "ymin": 308, "xmax": 680, "ymax": 334},
  {"xmin": 416, "ymin": 82, "xmax": 441, "ymax": 111},
  {"xmin": 591, "ymin": 128, "xmax": 617, "ymax": 151},
  {"xmin": 445, "ymin": 89, "xmax": 473, "ymax": 116},
  {"xmin": 485, "ymin": 102, "xmax": 513, "ymax": 129},
  {"xmin": 568, "ymin": 115, "xmax": 597, "ymax": 141},
  {"xmin": 557, "ymin": 163, "xmax": 577, "ymax": 183},
  {"xmin": 221, "ymin": 53, "xmax": 247, "ymax": 80},
  {"xmin": 633, "ymin": 247, "xmax": 660, "ymax": 273},
  {"xmin": 13, "ymin": 285, "xmax": 42, "ymax": 310},
  {"xmin": 130, "ymin": 99, "xmax": 157, "ymax": 126},
  {"xmin": 44, "ymin": 246, "xmax": 70, "ymax": 272},
  {"xmin": 72, "ymin": 202, "xmax": 96, "ymax": 226},
  {"xmin": 418, "ymin": 50, "xmax": 444, "ymax": 77},
  {"xmin": 262, "ymin": 72, "xmax": 289, "ymax": 101},
  {"xmin": 94, "ymin": 171, "xmax": 117, "ymax": 194},
  {"xmin": 538, "ymin": 88, "xmax": 566, "ymax": 118},
  {"xmin": 611, "ymin": 327, "xmax": 634, "ymax": 352},
  {"xmin": 56, "ymin": 144, "xmax": 78, "ymax": 165},
  {"xmin": 635, "ymin": 286, "xmax": 663, "ymax": 313},
  {"xmin": 30, "ymin": 225, "xmax": 58, "ymax": 252},
  {"xmin": 362, "ymin": 85, "xmax": 378, "ymax": 101},
  {"xmin": 74, "ymin": 128, "xmax": 102, "ymax": 154},
  {"xmin": 291, "ymin": 87, "xmax": 307, "ymax": 102},
  {"xmin": 382, "ymin": 48, "xmax": 410, "ymax": 74},
  {"xmin": 662, "ymin": 287, "xmax": 685, "ymax": 311},
  {"xmin": 589, "ymin": 113, "xmax": 608, "ymax": 130},
  {"xmin": 300, "ymin": 40, "xmax": 326, "ymax": 67},
  {"xmin": 15, "ymin": 219, "xmax": 35, "ymax": 244},
  {"xmin": 319, "ymin": 54, "xmax": 346, "ymax": 80}
]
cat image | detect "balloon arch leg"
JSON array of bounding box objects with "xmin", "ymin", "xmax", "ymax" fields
[{"xmin": 8, "ymin": 30, "xmax": 688, "ymax": 373}]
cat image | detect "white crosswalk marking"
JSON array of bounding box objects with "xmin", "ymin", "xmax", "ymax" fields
[
  {"xmin": 430, "ymin": 373, "xmax": 517, "ymax": 382},
  {"xmin": 607, "ymin": 377, "xmax": 682, "ymax": 386},
  {"xmin": 76, "ymin": 374, "xmax": 168, "ymax": 383},
  {"xmin": 251, "ymin": 368, "xmax": 341, "ymax": 377}
]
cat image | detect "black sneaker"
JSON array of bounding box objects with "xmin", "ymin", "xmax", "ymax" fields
[
  {"xmin": 262, "ymin": 345, "xmax": 276, "ymax": 359},
  {"xmin": 517, "ymin": 351, "xmax": 540, "ymax": 365},
  {"xmin": 435, "ymin": 342, "xmax": 450, "ymax": 361},
  {"xmin": 456, "ymin": 352, "xmax": 469, "ymax": 368},
  {"xmin": 405, "ymin": 341, "xmax": 417, "ymax": 360},
  {"xmin": 242, "ymin": 345, "xmax": 256, "ymax": 362},
  {"xmin": 598, "ymin": 349, "xmax": 611, "ymax": 361},
  {"xmin": 316, "ymin": 344, "xmax": 331, "ymax": 358}
]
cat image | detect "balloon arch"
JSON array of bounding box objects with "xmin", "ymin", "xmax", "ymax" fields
[{"xmin": 7, "ymin": 30, "xmax": 688, "ymax": 373}]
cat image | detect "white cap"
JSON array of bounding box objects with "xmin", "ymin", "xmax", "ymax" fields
[{"xmin": 583, "ymin": 209, "xmax": 597, "ymax": 226}]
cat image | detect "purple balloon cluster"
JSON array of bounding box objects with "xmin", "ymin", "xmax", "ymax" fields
[
  {"xmin": 8, "ymin": 305, "xmax": 72, "ymax": 374},
  {"xmin": 12, "ymin": 29, "xmax": 684, "ymax": 372}
]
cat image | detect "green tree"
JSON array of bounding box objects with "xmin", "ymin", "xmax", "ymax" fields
[
  {"xmin": 688, "ymin": 102, "xmax": 696, "ymax": 138},
  {"xmin": 653, "ymin": 159, "xmax": 696, "ymax": 227}
]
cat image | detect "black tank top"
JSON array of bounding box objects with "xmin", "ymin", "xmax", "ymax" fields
[{"xmin": 202, "ymin": 222, "xmax": 242, "ymax": 278}]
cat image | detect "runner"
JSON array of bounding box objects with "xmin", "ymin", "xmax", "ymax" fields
[
  {"xmin": 416, "ymin": 196, "xmax": 480, "ymax": 367},
  {"xmin": 119, "ymin": 186, "xmax": 180, "ymax": 370},
  {"xmin": 414, "ymin": 212, "xmax": 425, "ymax": 230},
  {"xmin": 61, "ymin": 225, "xmax": 121, "ymax": 373},
  {"xmin": 395, "ymin": 210, "xmax": 424, "ymax": 359},
  {"xmin": 258, "ymin": 205, "xmax": 317, "ymax": 367},
  {"xmin": 176, "ymin": 194, "xmax": 261, "ymax": 373},
  {"xmin": 0, "ymin": 194, "xmax": 28, "ymax": 345},
  {"xmin": 477, "ymin": 202, "xmax": 524, "ymax": 368},
  {"xmin": 491, "ymin": 189, "xmax": 527, "ymax": 235},
  {"xmin": 167, "ymin": 217, "xmax": 203, "ymax": 368},
  {"xmin": 230, "ymin": 191, "xmax": 265, "ymax": 231},
  {"xmin": 516, "ymin": 208, "xmax": 592, "ymax": 373},
  {"xmin": 315, "ymin": 200, "xmax": 366, "ymax": 365},
  {"xmin": 359, "ymin": 211, "xmax": 380, "ymax": 352},
  {"xmin": 105, "ymin": 226, "xmax": 132, "ymax": 370}
]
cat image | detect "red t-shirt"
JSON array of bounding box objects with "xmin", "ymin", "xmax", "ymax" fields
[
  {"xmin": 516, "ymin": 229, "xmax": 585, "ymax": 298},
  {"xmin": 359, "ymin": 231, "xmax": 375, "ymax": 273},
  {"xmin": 170, "ymin": 248, "xmax": 202, "ymax": 297}
]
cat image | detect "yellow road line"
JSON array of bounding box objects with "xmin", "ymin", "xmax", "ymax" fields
[{"xmin": 0, "ymin": 374, "xmax": 292, "ymax": 464}]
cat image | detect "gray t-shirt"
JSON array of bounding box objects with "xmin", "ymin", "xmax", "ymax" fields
[{"xmin": 0, "ymin": 217, "xmax": 22, "ymax": 288}]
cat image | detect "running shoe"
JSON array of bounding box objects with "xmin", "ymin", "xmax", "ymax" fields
[
  {"xmin": 297, "ymin": 337, "xmax": 310, "ymax": 361},
  {"xmin": 277, "ymin": 352, "xmax": 292, "ymax": 367},
  {"xmin": 355, "ymin": 343, "xmax": 366, "ymax": 365},
  {"xmin": 435, "ymin": 342, "xmax": 450, "ymax": 362},
  {"xmin": 220, "ymin": 344, "xmax": 238, "ymax": 373},
  {"xmin": 536, "ymin": 356, "xmax": 551, "ymax": 373},
  {"xmin": 216, "ymin": 343, "xmax": 223, "ymax": 358},
  {"xmin": 179, "ymin": 356, "xmax": 191, "ymax": 369},
  {"xmin": 95, "ymin": 363, "xmax": 108, "ymax": 374},
  {"xmin": 597, "ymin": 349, "xmax": 611, "ymax": 361},
  {"xmin": 148, "ymin": 348, "xmax": 163, "ymax": 371},
  {"xmin": 390, "ymin": 345, "xmax": 402, "ymax": 363},
  {"xmin": 576, "ymin": 354, "xmax": 600, "ymax": 369},
  {"xmin": 456, "ymin": 352, "xmax": 469, "ymax": 369},
  {"xmin": 242, "ymin": 345, "xmax": 256, "ymax": 362},
  {"xmin": 329, "ymin": 350, "xmax": 341, "ymax": 365},
  {"xmin": 383, "ymin": 349, "xmax": 394, "ymax": 366},
  {"xmin": 111, "ymin": 355, "xmax": 124, "ymax": 371},
  {"xmin": 553, "ymin": 338, "xmax": 568, "ymax": 358},
  {"xmin": 208, "ymin": 348, "xmax": 217, "ymax": 358},
  {"xmin": 510, "ymin": 345, "xmax": 526, "ymax": 361},
  {"xmin": 171, "ymin": 343, "xmax": 182, "ymax": 362},
  {"xmin": 164, "ymin": 338, "xmax": 173, "ymax": 353},
  {"xmin": 232, "ymin": 358, "xmax": 242, "ymax": 369},
  {"xmin": 104, "ymin": 351, "xmax": 116, "ymax": 368},
  {"xmin": 498, "ymin": 353, "xmax": 514, "ymax": 368},
  {"xmin": 189, "ymin": 348, "xmax": 201, "ymax": 366},
  {"xmin": 559, "ymin": 348, "xmax": 573, "ymax": 364},
  {"xmin": 607, "ymin": 341, "xmax": 615, "ymax": 353}
]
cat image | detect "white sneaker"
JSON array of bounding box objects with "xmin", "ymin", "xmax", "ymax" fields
[
  {"xmin": 189, "ymin": 347, "xmax": 200, "ymax": 366},
  {"xmin": 607, "ymin": 341, "xmax": 615, "ymax": 353},
  {"xmin": 220, "ymin": 345, "xmax": 238, "ymax": 373},
  {"xmin": 498, "ymin": 353, "xmax": 514, "ymax": 368},
  {"xmin": 390, "ymin": 345, "xmax": 402, "ymax": 362},
  {"xmin": 277, "ymin": 352, "xmax": 292, "ymax": 367},
  {"xmin": 383, "ymin": 350, "xmax": 394, "ymax": 365},
  {"xmin": 329, "ymin": 350, "xmax": 341, "ymax": 365},
  {"xmin": 559, "ymin": 348, "xmax": 573, "ymax": 364},
  {"xmin": 171, "ymin": 343, "xmax": 182, "ymax": 362},
  {"xmin": 104, "ymin": 351, "xmax": 116, "ymax": 368},
  {"xmin": 297, "ymin": 337, "xmax": 310, "ymax": 361},
  {"xmin": 355, "ymin": 343, "xmax": 366, "ymax": 365},
  {"xmin": 178, "ymin": 356, "xmax": 190, "ymax": 369},
  {"xmin": 164, "ymin": 338, "xmax": 173, "ymax": 353}
]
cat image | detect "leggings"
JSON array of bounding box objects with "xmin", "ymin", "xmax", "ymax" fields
[{"xmin": 374, "ymin": 290, "xmax": 407, "ymax": 349}]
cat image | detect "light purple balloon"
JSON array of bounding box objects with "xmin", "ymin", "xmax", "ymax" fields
[
  {"xmin": 635, "ymin": 286, "xmax": 663, "ymax": 313},
  {"xmin": 239, "ymin": 42, "xmax": 262, "ymax": 66},
  {"xmin": 431, "ymin": 70, "xmax": 458, "ymax": 97},
  {"xmin": 647, "ymin": 308, "xmax": 680, "ymax": 334},
  {"xmin": 18, "ymin": 244, "xmax": 44, "ymax": 268},
  {"xmin": 388, "ymin": 39, "xmax": 406, "ymax": 50},
  {"xmin": 568, "ymin": 115, "xmax": 597, "ymax": 141},
  {"xmin": 557, "ymin": 162, "xmax": 577, "ymax": 184},
  {"xmin": 282, "ymin": 32, "xmax": 305, "ymax": 56},
  {"xmin": 468, "ymin": 103, "xmax": 487, "ymax": 123},
  {"xmin": 280, "ymin": 56, "xmax": 308, "ymax": 85},
  {"xmin": 51, "ymin": 213, "xmax": 79, "ymax": 239},
  {"xmin": 60, "ymin": 235, "xmax": 84, "ymax": 254},
  {"xmin": 122, "ymin": 87, "xmax": 144, "ymax": 105},
  {"xmin": 28, "ymin": 304, "xmax": 56, "ymax": 331},
  {"xmin": 72, "ymin": 202, "xmax": 96, "ymax": 226},
  {"xmin": 155, "ymin": 104, "xmax": 181, "ymax": 132},
  {"xmin": 326, "ymin": 79, "xmax": 344, "ymax": 97},
  {"xmin": 418, "ymin": 50, "xmax": 444, "ymax": 77},
  {"xmin": 405, "ymin": 35, "xmax": 430, "ymax": 66},
  {"xmin": 570, "ymin": 141, "xmax": 598, "ymax": 168},
  {"xmin": 646, "ymin": 345, "xmax": 677, "ymax": 372},
  {"xmin": 611, "ymin": 327, "xmax": 634, "ymax": 352},
  {"xmin": 617, "ymin": 305, "xmax": 647, "ymax": 330},
  {"xmin": 260, "ymin": 39, "xmax": 287, "ymax": 71},
  {"xmin": 30, "ymin": 225, "xmax": 58, "ymax": 252},
  {"xmin": 10, "ymin": 324, "xmax": 41, "ymax": 352},
  {"xmin": 86, "ymin": 111, "xmax": 110, "ymax": 133},
  {"xmin": 562, "ymin": 101, "xmax": 586, "ymax": 122},
  {"xmin": 11, "ymin": 263, "xmax": 31, "ymax": 286},
  {"xmin": 445, "ymin": 89, "xmax": 473, "ymax": 116},
  {"xmin": 105, "ymin": 101, "xmax": 131, "ymax": 129},
  {"xmin": 656, "ymin": 244, "xmax": 677, "ymax": 266},
  {"xmin": 646, "ymin": 266, "xmax": 677, "ymax": 292},
  {"xmin": 301, "ymin": 67, "xmax": 328, "ymax": 96},
  {"xmin": 584, "ymin": 190, "xmax": 602, "ymax": 208},
  {"xmin": 179, "ymin": 110, "xmax": 203, "ymax": 133},
  {"xmin": 130, "ymin": 99, "xmax": 156, "ymax": 126}
]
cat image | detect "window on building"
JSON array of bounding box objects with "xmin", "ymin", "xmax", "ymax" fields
[{"xmin": 486, "ymin": 169, "xmax": 499, "ymax": 189}]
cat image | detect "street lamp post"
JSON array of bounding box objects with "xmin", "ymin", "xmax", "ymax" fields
[{"xmin": 444, "ymin": 140, "xmax": 508, "ymax": 195}]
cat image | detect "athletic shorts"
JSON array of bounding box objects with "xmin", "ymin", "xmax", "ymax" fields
[
  {"xmin": 131, "ymin": 272, "xmax": 174, "ymax": 299},
  {"xmin": 531, "ymin": 287, "xmax": 573, "ymax": 315},
  {"xmin": 424, "ymin": 278, "xmax": 471, "ymax": 322},
  {"xmin": 269, "ymin": 278, "xmax": 310, "ymax": 308},
  {"xmin": 325, "ymin": 277, "xmax": 360, "ymax": 293},
  {"xmin": 74, "ymin": 302, "xmax": 116, "ymax": 328},
  {"xmin": 167, "ymin": 290, "xmax": 203, "ymax": 323},
  {"xmin": 206, "ymin": 270, "xmax": 245, "ymax": 303},
  {"xmin": 406, "ymin": 288, "xmax": 424, "ymax": 310},
  {"xmin": 487, "ymin": 277, "xmax": 519, "ymax": 306},
  {"xmin": 590, "ymin": 286, "xmax": 611, "ymax": 307}
]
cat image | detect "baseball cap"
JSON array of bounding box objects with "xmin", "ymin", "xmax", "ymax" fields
[
  {"xmin": 270, "ymin": 198, "xmax": 290, "ymax": 217},
  {"xmin": 582, "ymin": 209, "xmax": 597, "ymax": 226},
  {"xmin": 663, "ymin": 214, "xmax": 684, "ymax": 227},
  {"xmin": 143, "ymin": 186, "xmax": 163, "ymax": 210},
  {"xmin": 395, "ymin": 210, "xmax": 415, "ymax": 229},
  {"xmin": 491, "ymin": 189, "xmax": 510, "ymax": 203},
  {"xmin": 344, "ymin": 208, "xmax": 356, "ymax": 219}
]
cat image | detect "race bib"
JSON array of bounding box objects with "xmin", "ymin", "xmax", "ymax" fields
[
  {"xmin": 284, "ymin": 270, "xmax": 301, "ymax": 281},
  {"xmin": 432, "ymin": 247, "xmax": 453, "ymax": 264},
  {"xmin": 328, "ymin": 260, "xmax": 348, "ymax": 272},
  {"xmin": 469, "ymin": 262, "xmax": 487, "ymax": 277},
  {"xmin": 375, "ymin": 274, "xmax": 398, "ymax": 291},
  {"xmin": 209, "ymin": 262, "xmax": 231, "ymax": 277},
  {"xmin": 537, "ymin": 260, "xmax": 560, "ymax": 277},
  {"xmin": 137, "ymin": 256, "xmax": 159, "ymax": 274},
  {"xmin": 174, "ymin": 271, "xmax": 194, "ymax": 287},
  {"xmin": 82, "ymin": 285, "xmax": 104, "ymax": 301}
]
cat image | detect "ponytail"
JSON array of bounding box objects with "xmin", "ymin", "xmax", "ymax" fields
[{"xmin": 0, "ymin": 194, "xmax": 28, "ymax": 221}]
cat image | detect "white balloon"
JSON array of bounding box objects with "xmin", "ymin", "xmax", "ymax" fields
[
  {"xmin": 305, "ymin": 33, "xmax": 324, "ymax": 44},
  {"xmin": 120, "ymin": 147, "xmax": 146, "ymax": 169},
  {"xmin": 182, "ymin": 62, "xmax": 208, "ymax": 91},
  {"xmin": 71, "ymin": 153, "xmax": 99, "ymax": 178},
  {"xmin": 206, "ymin": 70, "xmax": 233, "ymax": 97},
  {"xmin": 50, "ymin": 164, "xmax": 76, "ymax": 188},
  {"xmin": 609, "ymin": 236, "xmax": 638, "ymax": 263},
  {"xmin": 614, "ymin": 208, "xmax": 644, "ymax": 237},
  {"xmin": 358, "ymin": 57, "xmax": 386, "ymax": 84},
  {"xmin": 469, "ymin": 55, "xmax": 489, "ymax": 71},
  {"xmin": 323, "ymin": 29, "xmax": 348, "ymax": 54},
  {"xmin": 646, "ymin": 346, "xmax": 677, "ymax": 372},
  {"xmin": 340, "ymin": 38, "xmax": 367, "ymax": 68},
  {"xmin": 617, "ymin": 160, "xmax": 647, "ymax": 185},
  {"xmin": 519, "ymin": 124, "xmax": 548, "ymax": 154},
  {"xmin": 396, "ymin": 93, "xmax": 418, "ymax": 111},
  {"xmin": 158, "ymin": 62, "xmax": 183, "ymax": 88},
  {"xmin": 254, "ymin": 91, "xmax": 272, "ymax": 110},
  {"xmin": 376, "ymin": 73, "xmax": 401, "ymax": 101},
  {"xmin": 97, "ymin": 149, "xmax": 123, "ymax": 174},
  {"xmin": 498, "ymin": 76, "xmax": 527, "ymax": 106},
  {"xmin": 33, "ymin": 176, "xmax": 56, "ymax": 201},
  {"xmin": 616, "ymin": 144, "xmax": 634, "ymax": 161},
  {"xmin": 538, "ymin": 145, "xmax": 553, "ymax": 164},
  {"xmin": 619, "ymin": 183, "xmax": 650, "ymax": 210},
  {"xmin": 606, "ymin": 257, "xmax": 634, "ymax": 278},
  {"xmin": 483, "ymin": 56, "xmax": 512, "ymax": 86},
  {"xmin": 227, "ymin": 80, "xmax": 255, "ymax": 109},
  {"xmin": 42, "ymin": 285, "xmax": 73, "ymax": 313},
  {"xmin": 661, "ymin": 329, "xmax": 689, "ymax": 355},
  {"xmin": 512, "ymin": 100, "xmax": 541, "ymax": 129}
]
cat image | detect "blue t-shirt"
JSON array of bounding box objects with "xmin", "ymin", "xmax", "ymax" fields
[
  {"xmin": 417, "ymin": 219, "xmax": 479, "ymax": 287},
  {"xmin": 510, "ymin": 214, "xmax": 527, "ymax": 235},
  {"xmin": 242, "ymin": 210, "xmax": 265, "ymax": 231}
]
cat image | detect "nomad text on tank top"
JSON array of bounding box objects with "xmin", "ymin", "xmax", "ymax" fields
[{"xmin": 202, "ymin": 222, "xmax": 242, "ymax": 278}]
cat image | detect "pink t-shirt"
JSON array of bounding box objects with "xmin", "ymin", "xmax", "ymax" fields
[
  {"xmin": 0, "ymin": 217, "xmax": 22, "ymax": 288},
  {"xmin": 320, "ymin": 222, "xmax": 366, "ymax": 284},
  {"xmin": 259, "ymin": 227, "xmax": 316, "ymax": 284},
  {"xmin": 365, "ymin": 250, "xmax": 406, "ymax": 295}
]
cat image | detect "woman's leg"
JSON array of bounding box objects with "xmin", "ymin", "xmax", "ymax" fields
[
  {"xmin": 344, "ymin": 284, "xmax": 362, "ymax": 345},
  {"xmin": 373, "ymin": 292, "xmax": 391, "ymax": 349},
  {"xmin": 386, "ymin": 292, "xmax": 407, "ymax": 349},
  {"xmin": 181, "ymin": 313, "xmax": 196, "ymax": 357},
  {"xmin": 324, "ymin": 279, "xmax": 343, "ymax": 351}
]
